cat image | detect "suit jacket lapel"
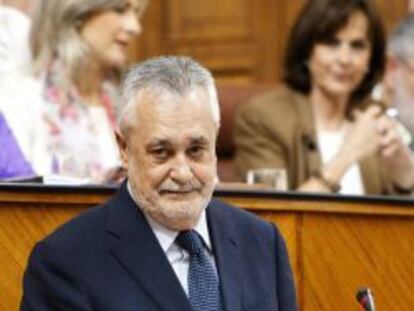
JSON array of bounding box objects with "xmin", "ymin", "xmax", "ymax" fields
[
  {"xmin": 207, "ymin": 200, "xmax": 242, "ymax": 311},
  {"xmin": 106, "ymin": 184, "xmax": 192, "ymax": 311}
]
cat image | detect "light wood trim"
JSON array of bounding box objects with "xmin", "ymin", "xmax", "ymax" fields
[{"xmin": 0, "ymin": 185, "xmax": 413, "ymax": 310}]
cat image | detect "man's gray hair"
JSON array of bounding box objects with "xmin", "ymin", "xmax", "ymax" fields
[
  {"xmin": 118, "ymin": 56, "xmax": 220, "ymax": 132},
  {"xmin": 389, "ymin": 13, "xmax": 414, "ymax": 60}
]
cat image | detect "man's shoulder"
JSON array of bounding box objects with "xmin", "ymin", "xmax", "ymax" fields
[
  {"xmin": 209, "ymin": 199, "xmax": 282, "ymax": 260},
  {"xmin": 41, "ymin": 201, "xmax": 109, "ymax": 254}
]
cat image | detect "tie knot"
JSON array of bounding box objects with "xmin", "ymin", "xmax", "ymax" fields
[{"xmin": 176, "ymin": 230, "xmax": 203, "ymax": 256}]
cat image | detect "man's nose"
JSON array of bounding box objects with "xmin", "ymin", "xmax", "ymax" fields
[{"xmin": 170, "ymin": 156, "xmax": 193, "ymax": 184}]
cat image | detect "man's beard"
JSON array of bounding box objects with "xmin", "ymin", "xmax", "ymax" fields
[{"xmin": 131, "ymin": 176, "xmax": 214, "ymax": 230}]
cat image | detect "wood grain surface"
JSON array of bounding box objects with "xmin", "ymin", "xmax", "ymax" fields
[{"xmin": 0, "ymin": 186, "xmax": 413, "ymax": 310}]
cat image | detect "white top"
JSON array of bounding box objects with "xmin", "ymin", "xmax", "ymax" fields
[
  {"xmin": 88, "ymin": 107, "xmax": 119, "ymax": 169},
  {"xmin": 127, "ymin": 182, "xmax": 217, "ymax": 296},
  {"xmin": 0, "ymin": 73, "xmax": 43, "ymax": 165},
  {"xmin": 317, "ymin": 124, "xmax": 365, "ymax": 195},
  {"xmin": 0, "ymin": 73, "xmax": 120, "ymax": 182},
  {"xmin": 0, "ymin": 6, "xmax": 31, "ymax": 80}
]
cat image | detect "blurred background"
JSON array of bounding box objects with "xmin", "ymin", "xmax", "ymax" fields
[
  {"xmin": 1, "ymin": 0, "xmax": 413, "ymax": 186},
  {"xmin": 130, "ymin": 0, "xmax": 408, "ymax": 84}
]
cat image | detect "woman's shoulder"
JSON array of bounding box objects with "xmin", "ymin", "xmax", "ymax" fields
[
  {"xmin": 248, "ymin": 84, "xmax": 295, "ymax": 103},
  {"xmin": 237, "ymin": 84, "xmax": 305, "ymax": 122}
]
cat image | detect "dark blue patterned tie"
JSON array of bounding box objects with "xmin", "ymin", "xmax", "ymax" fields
[{"xmin": 176, "ymin": 230, "xmax": 221, "ymax": 311}]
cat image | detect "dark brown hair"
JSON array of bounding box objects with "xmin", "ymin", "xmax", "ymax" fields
[{"xmin": 284, "ymin": 0, "xmax": 385, "ymax": 102}]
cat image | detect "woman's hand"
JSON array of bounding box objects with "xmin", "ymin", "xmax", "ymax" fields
[
  {"xmin": 299, "ymin": 106, "xmax": 383, "ymax": 193},
  {"xmin": 340, "ymin": 105, "xmax": 382, "ymax": 163},
  {"xmin": 300, "ymin": 105, "xmax": 414, "ymax": 193}
]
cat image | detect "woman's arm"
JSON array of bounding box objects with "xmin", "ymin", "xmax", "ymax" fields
[{"xmin": 299, "ymin": 105, "xmax": 383, "ymax": 193}]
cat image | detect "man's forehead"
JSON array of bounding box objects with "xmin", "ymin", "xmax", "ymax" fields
[
  {"xmin": 147, "ymin": 134, "xmax": 210, "ymax": 146},
  {"xmin": 134, "ymin": 86, "xmax": 208, "ymax": 105}
]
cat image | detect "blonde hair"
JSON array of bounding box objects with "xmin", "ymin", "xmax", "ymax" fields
[{"xmin": 30, "ymin": 0, "xmax": 147, "ymax": 85}]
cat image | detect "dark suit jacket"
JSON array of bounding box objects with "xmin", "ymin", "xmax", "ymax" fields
[{"xmin": 21, "ymin": 183, "xmax": 298, "ymax": 311}]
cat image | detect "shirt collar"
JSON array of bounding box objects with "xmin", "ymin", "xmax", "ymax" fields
[{"xmin": 127, "ymin": 181, "xmax": 212, "ymax": 253}]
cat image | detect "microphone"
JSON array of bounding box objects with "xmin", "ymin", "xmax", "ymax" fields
[{"xmin": 356, "ymin": 287, "xmax": 376, "ymax": 311}]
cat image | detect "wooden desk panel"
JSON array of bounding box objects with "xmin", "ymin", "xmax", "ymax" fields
[
  {"xmin": 0, "ymin": 204, "xmax": 87, "ymax": 310},
  {"xmin": 302, "ymin": 214, "xmax": 414, "ymax": 310},
  {"xmin": 0, "ymin": 185, "xmax": 413, "ymax": 311}
]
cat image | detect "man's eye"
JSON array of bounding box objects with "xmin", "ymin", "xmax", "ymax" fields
[
  {"xmin": 151, "ymin": 149, "xmax": 168, "ymax": 158},
  {"xmin": 188, "ymin": 146, "xmax": 205, "ymax": 157},
  {"xmin": 134, "ymin": 5, "xmax": 144, "ymax": 17},
  {"xmin": 112, "ymin": 4, "xmax": 128, "ymax": 14}
]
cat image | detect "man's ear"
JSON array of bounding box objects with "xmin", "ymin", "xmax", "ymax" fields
[{"xmin": 115, "ymin": 130, "xmax": 128, "ymax": 169}]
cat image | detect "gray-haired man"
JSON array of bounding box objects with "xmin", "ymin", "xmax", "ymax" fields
[
  {"xmin": 383, "ymin": 14, "xmax": 414, "ymax": 151},
  {"xmin": 21, "ymin": 56, "xmax": 298, "ymax": 311}
]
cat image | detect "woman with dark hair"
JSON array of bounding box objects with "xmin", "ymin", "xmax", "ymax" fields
[{"xmin": 234, "ymin": 0, "xmax": 414, "ymax": 195}]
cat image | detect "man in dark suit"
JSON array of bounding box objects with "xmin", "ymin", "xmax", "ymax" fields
[{"xmin": 21, "ymin": 56, "xmax": 298, "ymax": 311}]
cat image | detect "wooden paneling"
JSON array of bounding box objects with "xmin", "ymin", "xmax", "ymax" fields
[
  {"xmin": 132, "ymin": 0, "xmax": 407, "ymax": 83},
  {"xmin": 0, "ymin": 188, "xmax": 112, "ymax": 310},
  {"xmin": 302, "ymin": 214, "xmax": 414, "ymax": 310},
  {"xmin": 0, "ymin": 186, "xmax": 413, "ymax": 310},
  {"xmin": 0, "ymin": 205, "xmax": 86, "ymax": 309},
  {"xmin": 376, "ymin": 0, "xmax": 408, "ymax": 33},
  {"xmin": 163, "ymin": 0, "xmax": 260, "ymax": 83},
  {"xmin": 165, "ymin": 0, "xmax": 252, "ymax": 40}
]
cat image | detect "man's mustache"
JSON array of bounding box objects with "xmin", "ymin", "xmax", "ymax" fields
[{"xmin": 159, "ymin": 179, "xmax": 202, "ymax": 193}]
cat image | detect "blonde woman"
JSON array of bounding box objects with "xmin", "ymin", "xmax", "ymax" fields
[{"xmin": 0, "ymin": 0, "xmax": 147, "ymax": 182}]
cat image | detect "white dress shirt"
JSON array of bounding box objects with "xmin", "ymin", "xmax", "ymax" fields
[{"xmin": 127, "ymin": 182, "xmax": 218, "ymax": 295}]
